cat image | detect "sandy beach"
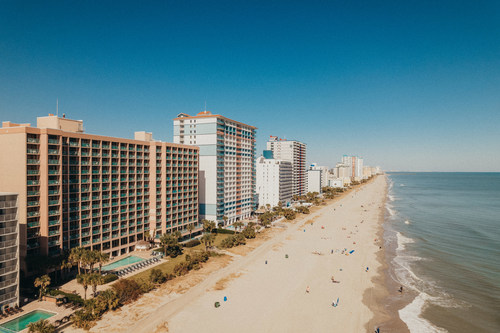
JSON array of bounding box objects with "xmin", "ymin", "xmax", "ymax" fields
[{"xmin": 65, "ymin": 175, "xmax": 387, "ymax": 333}]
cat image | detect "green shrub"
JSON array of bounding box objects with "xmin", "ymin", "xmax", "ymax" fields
[
  {"xmin": 149, "ymin": 268, "xmax": 166, "ymax": 284},
  {"xmin": 242, "ymin": 226, "xmax": 256, "ymax": 239},
  {"xmin": 47, "ymin": 289, "xmax": 84, "ymax": 306},
  {"xmin": 215, "ymin": 228, "xmax": 236, "ymax": 235},
  {"xmin": 102, "ymin": 274, "xmax": 118, "ymax": 284},
  {"xmin": 112, "ymin": 279, "xmax": 142, "ymax": 305},
  {"xmin": 173, "ymin": 261, "xmax": 191, "ymax": 276},
  {"xmin": 183, "ymin": 239, "xmax": 201, "ymax": 248}
]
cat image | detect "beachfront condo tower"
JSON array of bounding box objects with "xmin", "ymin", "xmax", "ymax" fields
[
  {"xmin": 173, "ymin": 111, "xmax": 256, "ymax": 226},
  {"xmin": 256, "ymin": 155, "xmax": 293, "ymax": 208},
  {"xmin": 341, "ymin": 155, "xmax": 365, "ymax": 181},
  {"xmin": 0, "ymin": 193, "xmax": 19, "ymax": 309},
  {"xmin": 0, "ymin": 115, "xmax": 199, "ymax": 275},
  {"xmin": 266, "ymin": 136, "xmax": 307, "ymax": 197}
]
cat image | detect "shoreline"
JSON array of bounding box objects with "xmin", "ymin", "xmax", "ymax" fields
[{"xmin": 364, "ymin": 174, "xmax": 410, "ymax": 332}]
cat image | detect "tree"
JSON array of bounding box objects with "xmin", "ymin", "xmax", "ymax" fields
[
  {"xmin": 203, "ymin": 219, "xmax": 216, "ymax": 234},
  {"xmin": 222, "ymin": 215, "xmax": 228, "ymax": 226},
  {"xmin": 150, "ymin": 268, "xmax": 166, "ymax": 285},
  {"xmin": 89, "ymin": 273, "xmax": 103, "ymax": 298},
  {"xmin": 27, "ymin": 319, "xmax": 55, "ymax": 333},
  {"xmin": 97, "ymin": 289, "xmax": 120, "ymax": 311},
  {"xmin": 200, "ymin": 233, "xmax": 215, "ymax": 251},
  {"xmin": 186, "ymin": 223, "xmax": 195, "ymax": 240},
  {"xmin": 77, "ymin": 274, "xmax": 92, "ymax": 300},
  {"xmin": 69, "ymin": 247, "xmax": 85, "ymax": 275},
  {"xmin": 159, "ymin": 233, "xmax": 183, "ymax": 258},
  {"xmin": 96, "ymin": 251, "xmax": 110, "ymax": 275},
  {"xmin": 112, "ymin": 279, "xmax": 141, "ymax": 304},
  {"xmin": 59, "ymin": 259, "xmax": 72, "ymax": 282},
  {"xmin": 34, "ymin": 275, "xmax": 51, "ymax": 300},
  {"xmin": 233, "ymin": 221, "xmax": 244, "ymax": 233}
]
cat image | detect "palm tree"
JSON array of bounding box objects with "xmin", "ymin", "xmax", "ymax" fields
[
  {"xmin": 60, "ymin": 260, "xmax": 73, "ymax": 281},
  {"xmin": 186, "ymin": 223, "xmax": 195, "ymax": 240},
  {"xmin": 159, "ymin": 234, "xmax": 178, "ymax": 257},
  {"xmin": 96, "ymin": 252, "xmax": 110, "ymax": 275},
  {"xmin": 69, "ymin": 247, "xmax": 84, "ymax": 275},
  {"xmin": 77, "ymin": 274, "xmax": 92, "ymax": 300},
  {"xmin": 203, "ymin": 219, "xmax": 216, "ymax": 234},
  {"xmin": 222, "ymin": 215, "xmax": 228, "ymax": 226},
  {"xmin": 89, "ymin": 273, "xmax": 103, "ymax": 298},
  {"xmin": 98, "ymin": 289, "xmax": 120, "ymax": 311},
  {"xmin": 27, "ymin": 319, "xmax": 55, "ymax": 333},
  {"xmin": 34, "ymin": 275, "xmax": 51, "ymax": 301},
  {"xmin": 233, "ymin": 221, "xmax": 244, "ymax": 233},
  {"xmin": 200, "ymin": 233, "xmax": 215, "ymax": 251}
]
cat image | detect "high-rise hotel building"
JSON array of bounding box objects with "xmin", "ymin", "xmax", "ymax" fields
[
  {"xmin": 0, "ymin": 193, "xmax": 19, "ymax": 309},
  {"xmin": 266, "ymin": 136, "xmax": 307, "ymax": 197},
  {"xmin": 0, "ymin": 115, "xmax": 199, "ymax": 274},
  {"xmin": 173, "ymin": 111, "xmax": 256, "ymax": 225}
]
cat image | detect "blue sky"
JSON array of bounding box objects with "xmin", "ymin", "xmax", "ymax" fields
[{"xmin": 1, "ymin": 0, "xmax": 499, "ymax": 171}]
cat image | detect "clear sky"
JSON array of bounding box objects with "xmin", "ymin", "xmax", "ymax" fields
[{"xmin": 1, "ymin": 0, "xmax": 499, "ymax": 171}]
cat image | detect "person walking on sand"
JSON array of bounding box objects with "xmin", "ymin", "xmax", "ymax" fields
[
  {"xmin": 306, "ymin": 286, "xmax": 310, "ymax": 293},
  {"xmin": 331, "ymin": 276, "xmax": 335, "ymax": 283}
]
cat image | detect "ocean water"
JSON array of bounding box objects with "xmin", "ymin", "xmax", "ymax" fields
[{"xmin": 384, "ymin": 173, "xmax": 500, "ymax": 333}]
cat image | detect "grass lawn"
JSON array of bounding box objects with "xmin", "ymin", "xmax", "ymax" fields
[{"xmin": 129, "ymin": 233, "xmax": 232, "ymax": 283}]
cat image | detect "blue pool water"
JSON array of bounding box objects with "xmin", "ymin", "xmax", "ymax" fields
[
  {"xmin": 101, "ymin": 255, "xmax": 144, "ymax": 271},
  {"xmin": 0, "ymin": 310, "xmax": 55, "ymax": 332}
]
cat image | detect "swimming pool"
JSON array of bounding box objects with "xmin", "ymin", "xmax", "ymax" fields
[
  {"xmin": 101, "ymin": 255, "xmax": 144, "ymax": 271},
  {"xmin": 0, "ymin": 310, "xmax": 55, "ymax": 332}
]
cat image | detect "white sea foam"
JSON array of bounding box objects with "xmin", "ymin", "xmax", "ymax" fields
[
  {"xmin": 397, "ymin": 232, "xmax": 414, "ymax": 251},
  {"xmin": 386, "ymin": 205, "xmax": 396, "ymax": 217},
  {"xmin": 388, "ymin": 194, "xmax": 395, "ymax": 201},
  {"xmin": 399, "ymin": 293, "xmax": 448, "ymax": 333},
  {"xmin": 405, "ymin": 220, "xmax": 411, "ymax": 225}
]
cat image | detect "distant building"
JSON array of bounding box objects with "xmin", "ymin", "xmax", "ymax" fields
[
  {"xmin": 307, "ymin": 169, "xmax": 322, "ymax": 193},
  {"xmin": 0, "ymin": 115, "xmax": 199, "ymax": 275},
  {"xmin": 341, "ymin": 155, "xmax": 364, "ymax": 181},
  {"xmin": 327, "ymin": 173, "xmax": 344, "ymax": 188},
  {"xmin": 267, "ymin": 136, "xmax": 306, "ymax": 197},
  {"xmin": 308, "ymin": 163, "xmax": 329, "ymax": 192},
  {"xmin": 0, "ymin": 193, "xmax": 19, "ymax": 309},
  {"xmin": 256, "ymin": 156, "xmax": 293, "ymax": 208},
  {"xmin": 173, "ymin": 111, "xmax": 256, "ymax": 225}
]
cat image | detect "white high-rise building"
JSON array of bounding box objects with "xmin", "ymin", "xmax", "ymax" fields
[
  {"xmin": 307, "ymin": 169, "xmax": 322, "ymax": 193},
  {"xmin": 256, "ymin": 156, "xmax": 292, "ymax": 208},
  {"xmin": 341, "ymin": 155, "xmax": 364, "ymax": 181},
  {"xmin": 308, "ymin": 163, "xmax": 329, "ymax": 192},
  {"xmin": 173, "ymin": 111, "xmax": 256, "ymax": 225},
  {"xmin": 266, "ymin": 136, "xmax": 306, "ymax": 197}
]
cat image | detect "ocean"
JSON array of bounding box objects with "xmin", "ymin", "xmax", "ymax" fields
[{"xmin": 384, "ymin": 172, "xmax": 500, "ymax": 333}]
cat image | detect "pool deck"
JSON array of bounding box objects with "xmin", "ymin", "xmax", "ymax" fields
[
  {"xmin": 59, "ymin": 251, "xmax": 164, "ymax": 300},
  {"xmin": 0, "ymin": 300, "xmax": 74, "ymax": 332}
]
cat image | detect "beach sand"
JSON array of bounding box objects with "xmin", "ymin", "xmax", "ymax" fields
[{"xmin": 64, "ymin": 176, "xmax": 389, "ymax": 333}]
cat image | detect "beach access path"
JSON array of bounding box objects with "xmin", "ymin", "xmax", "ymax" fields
[{"xmin": 119, "ymin": 175, "xmax": 387, "ymax": 333}]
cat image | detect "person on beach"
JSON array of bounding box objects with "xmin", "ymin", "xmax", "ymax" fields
[
  {"xmin": 398, "ymin": 286, "xmax": 403, "ymax": 293},
  {"xmin": 306, "ymin": 286, "xmax": 310, "ymax": 293},
  {"xmin": 331, "ymin": 276, "xmax": 335, "ymax": 283}
]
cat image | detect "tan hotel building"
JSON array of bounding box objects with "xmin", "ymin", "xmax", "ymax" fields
[{"xmin": 0, "ymin": 115, "xmax": 199, "ymax": 273}]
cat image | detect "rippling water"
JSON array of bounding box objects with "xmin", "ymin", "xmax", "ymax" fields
[{"xmin": 385, "ymin": 172, "xmax": 500, "ymax": 332}]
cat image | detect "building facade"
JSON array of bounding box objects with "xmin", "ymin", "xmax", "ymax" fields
[
  {"xmin": 0, "ymin": 193, "xmax": 19, "ymax": 309},
  {"xmin": 173, "ymin": 111, "xmax": 256, "ymax": 225},
  {"xmin": 307, "ymin": 169, "xmax": 322, "ymax": 193},
  {"xmin": 341, "ymin": 155, "xmax": 364, "ymax": 181},
  {"xmin": 266, "ymin": 136, "xmax": 306, "ymax": 197},
  {"xmin": 0, "ymin": 115, "xmax": 199, "ymax": 274},
  {"xmin": 256, "ymin": 156, "xmax": 293, "ymax": 208}
]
